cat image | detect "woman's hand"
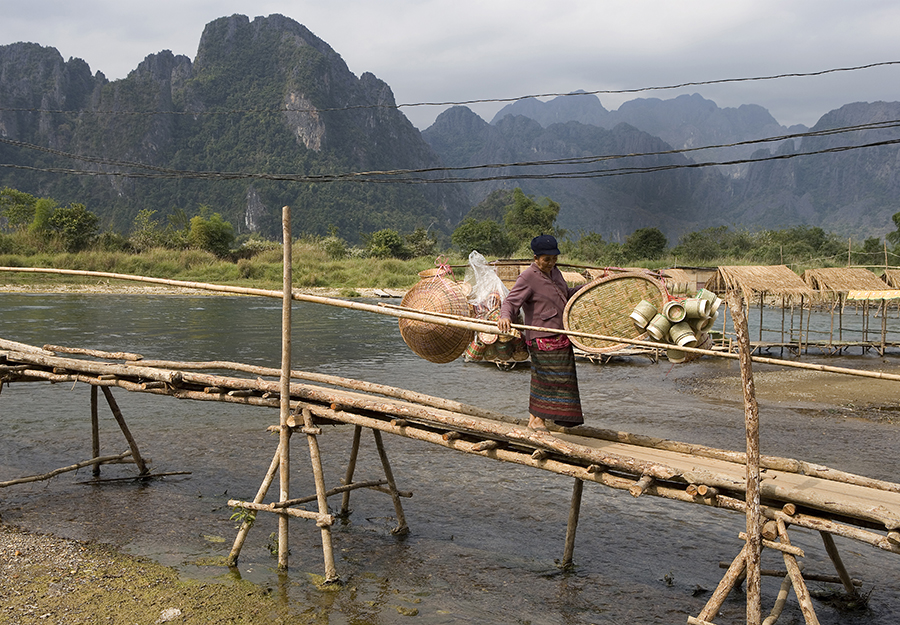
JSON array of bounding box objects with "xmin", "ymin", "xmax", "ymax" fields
[{"xmin": 497, "ymin": 317, "xmax": 512, "ymax": 333}]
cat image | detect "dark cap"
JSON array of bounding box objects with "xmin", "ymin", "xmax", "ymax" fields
[{"xmin": 531, "ymin": 234, "xmax": 560, "ymax": 256}]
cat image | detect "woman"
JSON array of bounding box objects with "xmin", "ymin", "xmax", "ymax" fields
[{"xmin": 498, "ymin": 234, "xmax": 584, "ymax": 432}]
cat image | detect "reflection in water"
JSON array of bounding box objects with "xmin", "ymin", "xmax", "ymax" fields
[{"xmin": 1, "ymin": 294, "xmax": 899, "ymax": 623}]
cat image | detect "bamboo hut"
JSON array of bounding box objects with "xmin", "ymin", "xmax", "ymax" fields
[
  {"xmin": 882, "ymin": 268, "xmax": 900, "ymax": 288},
  {"xmin": 802, "ymin": 267, "xmax": 900, "ymax": 354},
  {"xmin": 660, "ymin": 266, "xmax": 717, "ymax": 294},
  {"xmin": 705, "ymin": 266, "xmax": 816, "ymax": 353}
]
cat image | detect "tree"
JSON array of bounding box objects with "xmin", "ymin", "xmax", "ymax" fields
[
  {"xmin": 451, "ymin": 218, "xmax": 515, "ymax": 257},
  {"xmin": 48, "ymin": 203, "xmax": 99, "ymax": 252},
  {"xmin": 0, "ymin": 187, "xmax": 38, "ymax": 232},
  {"xmin": 188, "ymin": 212, "xmax": 235, "ymax": 257},
  {"xmin": 405, "ymin": 227, "xmax": 437, "ymax": 258},
  {"xmin": 623, "ymin": 227, "xmax": 667, "ymax": 261},
  {"xmin": 888, "ymin": 211, "xmax": 900, "ymax": 249},
  {"xmin": 503, "ymin": 188, "xmax": 562, "ymax": 243},
  {"xmin": 366, "ymin": 228, "xmax": 410, "ymax": 259}
]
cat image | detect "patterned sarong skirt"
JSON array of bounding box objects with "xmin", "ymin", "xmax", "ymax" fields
[{"xmin": 528, "ymin": 337, "xmax": 584, "ymax": 426}]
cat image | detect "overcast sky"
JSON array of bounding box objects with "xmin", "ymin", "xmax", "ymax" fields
[{"xmin": 3, "ymin": 1, "xmax": 899, "ymax": 130}]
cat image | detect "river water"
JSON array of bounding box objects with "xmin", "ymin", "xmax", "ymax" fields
[{"xmin": 1, "ymin": 293, "xmax": 899, "ymax": 624}]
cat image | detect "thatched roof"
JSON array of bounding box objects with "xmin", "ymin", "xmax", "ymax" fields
[
  {"xmin": 704, "ymin": 265, "xmax": 815, "ymax": 299},
  {"xmin": 801, "ymin": 267, "xmax": 890, "ymax": 294},
  {"xmin": 882, "ymin": 269, "xmax": 900, "ymax": 288}
]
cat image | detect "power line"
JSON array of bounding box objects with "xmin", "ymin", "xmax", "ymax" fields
[{"xmin": 0, "ymin": 61, "xmax": 897, "ymax": 117}]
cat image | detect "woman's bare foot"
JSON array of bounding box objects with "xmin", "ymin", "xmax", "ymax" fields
[{"xmin": 527, "ymin": 415, "xmax": 549, "ymax": 432}]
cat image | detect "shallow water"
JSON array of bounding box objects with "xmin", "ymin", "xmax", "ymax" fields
[{"xmin": 1, "ymin": 293, "xmax": 899, "ymax": 624}]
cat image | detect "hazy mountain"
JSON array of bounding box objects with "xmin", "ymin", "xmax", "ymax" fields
[{"xmin": 0, "ymin": 14, "xmax": 468, "ymax": 241}]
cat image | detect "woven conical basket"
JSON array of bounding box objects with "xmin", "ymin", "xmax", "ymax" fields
[{"xmin": 399, "ymin": 275, "xmax": 474, "ymax": 363}]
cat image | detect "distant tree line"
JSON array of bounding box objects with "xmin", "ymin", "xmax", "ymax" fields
[{"xmin": 3, "ymin": 185, "xmax": 900, "ymax": 269}]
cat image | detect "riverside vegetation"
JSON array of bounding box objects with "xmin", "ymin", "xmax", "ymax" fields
[{"xmin": 3, "ymin": 185, "xmax": 900, "ymax": 294}]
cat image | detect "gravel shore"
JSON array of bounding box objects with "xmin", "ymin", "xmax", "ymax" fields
[{"xmin": 0, "ymin": 525, "xmax": 286, "ymax": 624}]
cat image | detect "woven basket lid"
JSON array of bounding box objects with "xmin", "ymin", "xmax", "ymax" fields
[
  {"xmin": 563, "ymin": 272, "xmax": 666, "ymax": 353},
  {"xmin": 399, "ymin": 276, "xmax": 474, "ymax": 363}
]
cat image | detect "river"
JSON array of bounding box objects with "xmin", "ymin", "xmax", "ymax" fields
[{"xmin": 1, "ymin": 292, "xmax": 898, "ymax": 624}]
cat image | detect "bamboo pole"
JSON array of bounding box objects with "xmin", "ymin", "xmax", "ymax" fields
[
  {"xmin": 776, "ymin": 519, "xmax": 821, "ymax": 625},
  {"xmin": 301, "ymin": 408, "xmax": 341, "ymax": 581},
  {"xmin": 727, "ymin": 290, "xmax": 762, "ymax": 625},
  {"xmin": 562, "ymin": 478, "xmax": 584, "ymax": 568},
  {"xmin": 227, "ymin": 440, "xmax": 283, "ymax": 567},
  {"xmin": 373, "ymin": 428, "xmax": 409, "ymax": 536},
  {"xmin": 91, "ymin": 385, "xmax": 100, "ymax": 477},
  {"xmin": 100, "ymin": 386, "xmax": 148, "ymax": 475},
  {"xmin": 690, "ymin": 544, "xmax": 749, "ymax": 625},
  {"xmin": 278, "ymin": 205, "xmax": 292, "ymax": 571},
  {"xmin": 819, "ymin": 531, "xmax": 858, "ymax": 597},
  {"xmin": 0, "ymin": 451, "xmax": 132, "ymax": 487},
  {"xmin": 762, "ymin": 575, "xmax": 793, "ymax": 625},
  {"xmin": 340, "ymin": 425, "xmax": 363, "ymax": 516}
]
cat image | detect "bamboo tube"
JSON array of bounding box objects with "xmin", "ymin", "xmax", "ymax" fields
[
  {"xmin": 738, "ymin": 532, "xmax": 805, "ymax": 557},
  {"xmin": 278, "ymin": 205, "xmax": 292, "ymax": 572},
  {"xmin": 0, "ymin": 451, "xmax": 132, "ymax": 487},
  {"xmin": 727, "ymin": 291, "xmax": 762, "ymax": 625},
  {"xmin": 629, "ymin": 474, "xmax": 654, "ymax": 498},
  {"xmin": 562, "ymin": 478, "xmax": 584, "ymax": 568},
  {"xmin": 227, "ymin": 500, "xmax": 333, "ymax": 525},
  {"xmin": 776, "ymin": 519, "xmax": 821, "ymax": 625},
  {"xmin": 302, "ymin": 407, "xmax": 341, "ymax": 580},
  {"xmin": 100, "ymin": 387, "xmax": 148, "ymax": 475}
]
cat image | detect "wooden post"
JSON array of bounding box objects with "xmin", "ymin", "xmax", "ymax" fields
[
  {"xmin": 819, "ymin": 531, "xmax": 858, "ymax": 597},
  {"xmin": 690, "ymin": 544, "xmax": 749, "ymax": 624},
  {"xmin": 302, "ymin": 408, "xmax": 340, "ymax": 582},
  {"xmin": 726, "ymin": 291, "xmax": 762, "ymax": 625},
  {"xmin": 562, "ymin": 478, "xmax": 584, "ymax": 568},
  {"xmin": 227, "ymin": 440, "xmax": 283, "ymax": 566},
  {"xmin": 339, "ymin": 425, "xmax": 363, "ymax": 517},
  {"xmin": 99, "ymin": 386, "xmax": 148, "ymax": 475},
  {"xmin": 91, "ymin": 385, "xmax": 100, "ymax": 477},
  {"xmin": 373, "ymin": 429, "xmax": 409, "ymax": 536},
  {"xmin": 278, "ymin": 205, "xmax": 292, "ymax": 570},
  {"xmin": 777, "ymin": 520, "xmax": 821, "ymax": 625}
]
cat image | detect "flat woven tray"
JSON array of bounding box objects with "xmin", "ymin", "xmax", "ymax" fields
[{"xmin": 563, "ymin": 272, "xmax": 666, "ymax": 353}]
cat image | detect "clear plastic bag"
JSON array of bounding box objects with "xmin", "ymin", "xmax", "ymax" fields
[{"xmin": 464, "ymin": 250, "xmax": 508, "ymax": 314}]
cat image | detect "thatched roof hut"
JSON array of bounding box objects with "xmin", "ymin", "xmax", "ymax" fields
[
  {"xmin": 882, "ymin": 269, "xmax": 900, "ymax": 288},
  {"xmin": 704, "ymin": 265, "xmax": 815, "ymax": 301},
  {"xmin": 660, "ymin": 268, "xmax": 693, "ymax": 292},
  {"xmin": 801, "ymin": 267, "xmax": 890, "ymax": 295}
]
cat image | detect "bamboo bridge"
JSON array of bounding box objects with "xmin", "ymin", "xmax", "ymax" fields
[{"xmin": 4, "ymin": 249, "xmax": 900, "ymax": 622}]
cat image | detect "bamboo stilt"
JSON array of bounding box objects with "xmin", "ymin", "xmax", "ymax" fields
[
  {"xmin": 373, "ymin": 428, "xmax": 409, "ymax": 536},
  {"xmin": 278, "ymin": 205, "xmax": 292, "ymax": 571},
  {"xmin": 562, "ymin": 478, "xmax": 584, "ymax": 568},
  {"xmin": 299, "ymin": 408, "xmax": 340, "ymax": 582},
  {"xmin": 91, "ymin": 385, "xmax": 100, "ymax": 477},
  {"xmin": 776, "ymin": 519, "xmax": 821, "ymax": 625},
  {"xmin": 100, "ymin": 386, "xmax": 148, "ymax": 475},
  {"xmin": 762, "ymin": 575, "xmax": 793, "ymax": 625},
  {"xmin": 340, "ymin": 425, "xmax": 363, "ymax": 517},
  {"xmin": 819, "ymin": 531, "xmax": 858, "ymax": 597},
  {"xmin": 227, "ymin": 440, "xmax": 283, "ymax": 567},
  {"xmin": 0, "ymin": 451, "xmax": 132, "ymax": 487},
  {"xmin": 727, "ymin": 291, "xmax": 762, "ymax": 625},
  {"xmin": 691, "ymin": 544, "xmax": 749, "ymax": 624}
]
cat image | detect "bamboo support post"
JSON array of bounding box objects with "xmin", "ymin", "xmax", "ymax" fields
[
  {"xmin": 762, "ymin": 575, "xmax": 793, "ymax": 625},
  {"xmin": 372, "ymin": 428, "xmax": 409, "ymax": 536},
  {"xmin": 277, "ymin": 205, "xmax": 292, "ymax": 571},
  {"xmin": 819, "ymin": 531, "xmax": 858, "ymax": 597},
  {"xmin": 301, "ymin": 408, "xmax": 340, "ymax": 582},
  {"xmin": 340, "ymin": 425, "xmax": 363, "ymax": 517},
  {"xmin": 776, "ymin": 519, "xmax": 821, "ymax": 625},
  {"xmin": 227, "ymin": 440, "xmax": 283, "ymax": 567},
  {"xmin": 0, "ymin": 451, "xmax": 133, "ymax": 488},
  {"xmin": 727, "ymin": 291, "xmax": 763, "ymax": 625},
  {"xmin": 562, "ymin": 478, "xmax": 584, "ymax": 568},
  {"xmin": 91, "ymin": 385, "xmax": 100, "ymax": 477},
  {"xmin": 100, "ymin": 386, "xmax": 148, "ymax": 475},
  {"xmin": 690, "ymin": 543, "xmax": 749, "ymax": 625},
  {"xmin": 276, "ymin": 479, "xmax": 389, "ymax": 508}
]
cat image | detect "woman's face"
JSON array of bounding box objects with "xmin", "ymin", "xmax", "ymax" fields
[{"xmin": 534, "ymin": 254, "xmax": 558, "ymax": 275}]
